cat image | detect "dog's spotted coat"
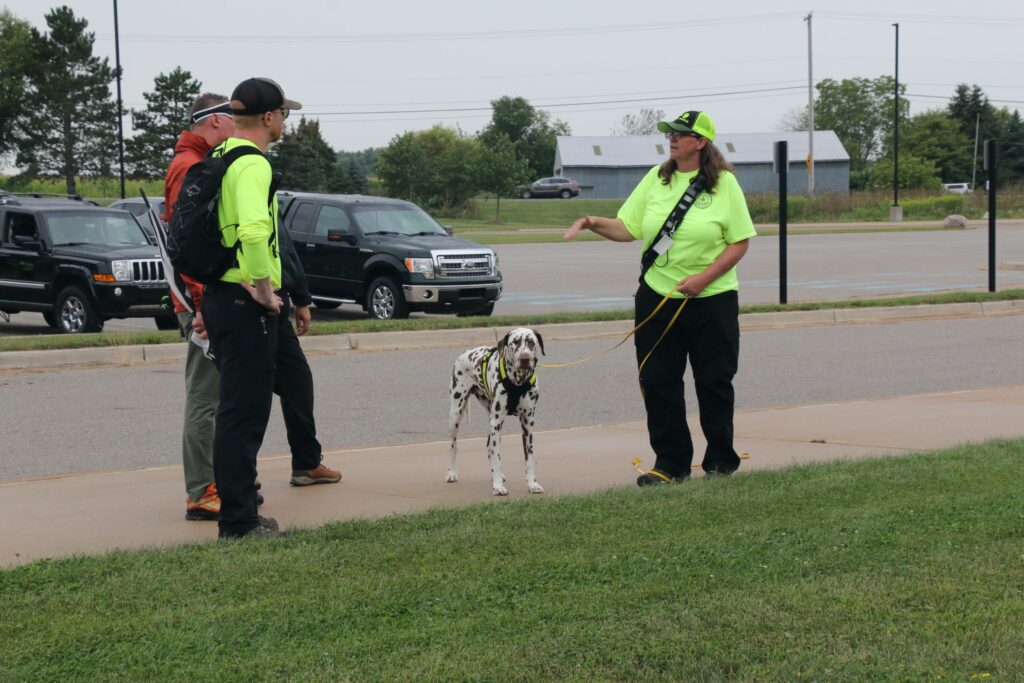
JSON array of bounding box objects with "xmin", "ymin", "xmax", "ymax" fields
[{"xmin": 446, "ymin": 327, "xmax": 545, "ymax": 496}]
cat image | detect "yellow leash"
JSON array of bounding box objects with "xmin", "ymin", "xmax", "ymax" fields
[
  {"xmin": 538, "ymin": 291, "xmax": 682, "ymax": 369},
  {"xmin": 632, "ymin": 454, "xmax": 752, "ymax": 479}
]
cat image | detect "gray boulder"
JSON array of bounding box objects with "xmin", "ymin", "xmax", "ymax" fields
[{"xmin": 943, "ymin": 214, "xmax": 968, "ymax": 228}]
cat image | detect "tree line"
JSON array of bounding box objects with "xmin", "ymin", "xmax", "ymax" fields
[
  {"xmin": 0, "ymin": 6, "xmax": 372, "ymax": 197},
  {"xmin": 780, "ymin": 76, "xmax": 1024, "ymax": 190}
]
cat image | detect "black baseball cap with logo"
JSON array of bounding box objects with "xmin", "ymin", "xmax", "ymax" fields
[
  {"xmin": 230, "ymin": 77, "xmax": 302, "ymax": 116},
  {"xmin": 657, "ymin": 111, "xmax": 716, "ymax": 142}
]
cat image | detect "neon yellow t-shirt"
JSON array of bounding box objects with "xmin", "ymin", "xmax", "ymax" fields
[
  {"xmin": 215, "ymin": 138, "xmax": 281, "ymax": 288},
  {"xmin": 618, "ymin": 166, "xmax": 756, "ymax": 298}
]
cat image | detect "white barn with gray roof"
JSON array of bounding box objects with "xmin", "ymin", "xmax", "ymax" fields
[{"xmin": 553, "ymin": 131, "xmax": 849, "ymax": 198}]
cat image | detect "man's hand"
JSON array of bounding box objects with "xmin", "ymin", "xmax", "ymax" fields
[
  {"xmin": 241, "ymin": 278, "xmax": 283, "ymax": 314},
  {"xmin": 191, "ymin": 311, "xmax": 208, "ymax": 340},
  {"xmin": 294, "ymin": 305, "xmax": 311, "ymax": 336}
]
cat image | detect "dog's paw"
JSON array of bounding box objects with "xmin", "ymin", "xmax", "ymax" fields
[
  {"xmin": 445, "ymin": 471, "xmax": 458, "ymax": 483},
  {"xmin": 492, "ymin": 484, "xmax": 509, "ymax": 496},
  {"xmin": 528, "ymin": 482, "xmax": 545, "ymax": 494}
]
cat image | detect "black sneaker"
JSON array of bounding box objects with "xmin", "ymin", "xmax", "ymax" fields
[
  {"xmin": 219, "ymin": 516, "xmax": 283, "ymax": 540},
  {"xmin": 636, "ymin": 470, "xmax": 686, "ymax": 486}
]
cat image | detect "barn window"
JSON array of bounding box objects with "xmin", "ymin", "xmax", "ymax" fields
[
  {"xmin": 656, "ymin": 144, "xmax": 665, "ymax": 155},
  {"xmin": 726, "ymin": 142, "xmax": 736, "ymax": 153},
  {"xmin": 592, "ymin": 145, "xmax": 602, "ymax": 156}
]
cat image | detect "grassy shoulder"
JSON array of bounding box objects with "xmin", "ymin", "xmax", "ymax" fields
[
  {"xmin": 2, "ymin": 439, "xmax": 1021, "ymax": 681},
  {"xmin": 1, "ymin": 288, "xmax": 1021, "ymax": 353}
]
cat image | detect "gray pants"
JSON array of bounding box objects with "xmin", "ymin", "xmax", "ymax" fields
[{"xmin": 178, "ymin": 311, "xmax": 219, "ymax": 502}]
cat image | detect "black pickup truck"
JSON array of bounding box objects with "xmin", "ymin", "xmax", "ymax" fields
[
  {"xmin": 277, "ymin": 192, "xmax": 502, "ymax": 319},
  {"xmin": 0, "ymin": 193, "xmax": 175, "ymax": 333}
]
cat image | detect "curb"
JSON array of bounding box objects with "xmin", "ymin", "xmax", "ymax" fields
[{"xmin": 2, "ymin": 301, "xmax": 1022, "ymax": 372}]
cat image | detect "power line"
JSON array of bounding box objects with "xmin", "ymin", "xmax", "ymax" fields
[
  {"xmin": 817, "ymin": 11, "xmax": 1024, "ymax": 25},
  {"xmin": 94, "ymin": 13, "xmax": 800, "ymax": 44},
  {"xmin": 301, "ymin": 86, "xmax": 806, "ymax": 117}
]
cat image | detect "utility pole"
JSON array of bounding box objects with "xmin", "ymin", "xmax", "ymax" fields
[
  {"xmin": 113, "ymin": 0, "xmax": 126, "ymax": 199},
  {"xmin": 890, "ymin": 22, "xmax": 901, "ymax": 221},
  {"xmin": 805, "ymin": 12, "xmax": 815, "ymax": 197}
]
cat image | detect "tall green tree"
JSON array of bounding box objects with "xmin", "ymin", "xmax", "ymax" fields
[
  {"xmin": 0, "ymin": 10, "xmax": 33, "ymax": 162},
  {"xmin": 814, "ymin": 76, "xmax": 908, "ymax": 183},
  {"xmin": 377, "ymin": 126, "xmax": 480, "ymax": 211},
  {"xmin": 475, "ymin": 134, "xmax": 530, "ymax": 222},
  {"xmin": 376, "ymin": 132, "xmax": 427, "ymax": 202},
  {"xmin": 1002, "ymin": 110, "xmax": 1024, "ymax": 184},
  {"xmin": 901, "ymin": 110, "xmax": 973, "ymax": 183},
  {"xmin": 866, "ymin": 155, "xmax": 941, "ymax": 191},
  {"xmin": 269, "ymin": 117, "xmax": 339, "ymax": 192},
  {"xmin": 14, "ymin": 6, "xmax": 118, "ymax": 195},
  {"xmin": 125, "ymin": 68, "xmax": 200, "ymax": 178},
  {"xmin": 478, "ymin": 96, "xmax": 570, "ymax": 178}
]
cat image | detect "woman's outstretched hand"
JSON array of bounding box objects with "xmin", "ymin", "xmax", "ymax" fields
[{"xmin": 564, "ymin": 216, "xmax": 590, "ymax": 240}]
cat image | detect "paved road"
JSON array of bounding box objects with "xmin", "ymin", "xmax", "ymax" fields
[
  {"xmin": 2, "ymin": 225, "xmax": 1022, "ymax": 335},
  {"xmin": 2, "ymin": 314, "xmax": 1021, "ymax": 480}
]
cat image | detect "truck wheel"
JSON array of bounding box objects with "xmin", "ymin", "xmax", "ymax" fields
[
  {"xmin": 456, "ymin": 302, "xmax": 495, "ymax": 317},
  {"xmin": 154, "ymin": 314, "xmax": 179, "ymax": 330},
  {"xmin": 54, "ymin": 286, "xmax": 103, "ymax": 333},
  {"xmin": 366, "ymin": 276, "xmax": 408, "ymax": 320},
  {"xmin": 312, "ymin": 298, "xmax": 342, "ymax": 310}
]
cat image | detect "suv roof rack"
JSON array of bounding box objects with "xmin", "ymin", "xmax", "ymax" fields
[{"xmin": 0, "ymin": 192, "xmax": 100, "ymax": 207}]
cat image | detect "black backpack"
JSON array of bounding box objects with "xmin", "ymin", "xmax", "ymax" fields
[{"xmin": 167, "ymin": 145, "xmax": 264, "ymax": 284}]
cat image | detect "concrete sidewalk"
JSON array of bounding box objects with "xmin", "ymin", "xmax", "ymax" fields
[{"xmin": 2, "ymin": 385, "xmax": 1021, "ymax": 568}]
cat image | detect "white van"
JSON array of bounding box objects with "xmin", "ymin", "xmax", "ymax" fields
[{"xmin": 942, "ymin": 182, "xmax": 972, "ymax": 194}]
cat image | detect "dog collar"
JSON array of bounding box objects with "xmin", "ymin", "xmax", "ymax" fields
[{"xmin": 481, "ymin": 348, "xmax": 536, "ymax": 414}]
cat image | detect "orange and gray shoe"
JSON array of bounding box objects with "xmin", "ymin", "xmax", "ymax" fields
[
  {"xmin": 290, "ymin": 463, "xmax": 342, "ymax": 487},
  {"xmin": 185, "ymin": 483, "xmax": 221, "ymax": 521}
]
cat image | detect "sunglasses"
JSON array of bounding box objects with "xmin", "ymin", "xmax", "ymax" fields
[{"xmin": 664, "ymin": 131, "xmax": 700, "ymax": 141}]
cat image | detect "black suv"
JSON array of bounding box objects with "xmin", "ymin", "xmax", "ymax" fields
[
  {"xmin": 278, "ymin": 192, "xmax": 502, "ymax": 319},
  {"xmin": 0, "ymin": 193, "xmax": 175, "ymax": 333}
]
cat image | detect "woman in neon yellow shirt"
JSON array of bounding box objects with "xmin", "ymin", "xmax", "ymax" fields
[{"xmin": 564, "ymin": 111, "xmax": 756, "ymax": 484}]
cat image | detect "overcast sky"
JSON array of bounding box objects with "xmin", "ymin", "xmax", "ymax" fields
[{"xmin": 4, "ymin": 0, "xmax": 1024, "ymax": 153}]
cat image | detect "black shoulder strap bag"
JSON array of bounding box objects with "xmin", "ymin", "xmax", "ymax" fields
[{"xmin": 639, "ymin": 172, "xmax": 708, "ymax": 283}]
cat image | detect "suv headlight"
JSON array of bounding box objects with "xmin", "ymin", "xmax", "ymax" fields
[
  {"xmin": 405, "ymin": 257, "xmax": 435, "ymax": 280},
  {"xmin": 111, "ymin": 260, "xmax": 132, "ymax": 282},
  {"xmin": 491, "ymin": 253, "xmax": 499, "ymax": 276}
]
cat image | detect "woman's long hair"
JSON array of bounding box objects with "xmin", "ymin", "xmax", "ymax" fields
[{"xmin": 658, "ymin": 140, "xmax": 732, "ymax": 191}]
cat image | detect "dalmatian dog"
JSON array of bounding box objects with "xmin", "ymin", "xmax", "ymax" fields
[{"xmin": 446, "ymin": 327, "xmax": 545, "ymax": 496}]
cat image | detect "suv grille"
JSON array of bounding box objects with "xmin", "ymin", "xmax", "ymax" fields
[
  {"xmin": 130, "ymin": 259, "xmax": 166, "ymax": 283},
  {"xmin": 436, "ymin": 252, "xmax": 493, "ymax": 279}
]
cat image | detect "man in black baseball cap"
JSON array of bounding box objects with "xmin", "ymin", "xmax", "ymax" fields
[
  {"xmin": 203, "ymin": 76, "xmax": 341, "ymax": 540},
  {"xmin": 229, "ymin": 77, "xmax": 302, "ymax": 116}
]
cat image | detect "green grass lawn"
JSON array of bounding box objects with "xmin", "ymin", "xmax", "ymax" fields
[
  {"xmin": 1, "ymin": 289, "xmax": 1021, "ymax": 353},
  {"xmin": 1, "ymin": 440, "xmax": 1021, "ymax": 681}
]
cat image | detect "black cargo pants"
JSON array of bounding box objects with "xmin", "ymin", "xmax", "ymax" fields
[
  {"xmin": 202, "ymin": 282, "xmax": 322, "ymax": 537},
  {"xmin": 634, "ymin": 282, "xmax": 741, "ymax": 479}
]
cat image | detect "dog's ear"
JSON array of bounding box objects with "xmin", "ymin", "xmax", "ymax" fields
[
  {"xmin": 497, "ymin": 331, "xmax": 510, "ymax": 357},
  {"xmin": 533, "ymin": 329, "xmax": 545, "ymax": 356}
]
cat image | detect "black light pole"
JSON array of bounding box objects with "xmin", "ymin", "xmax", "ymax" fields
[
  {"xmin": 774, "ymin": 140, "xmax": 788, "ymax": 304},
  {"xmin": 113, "ymin": 0, "xmax": 126, "ymax": 199},
  {"xmin": 985, "ymin": 140, "xmax": 997, "ymax": 292},
  {"xmin": 891, "ymin": 22, "xmax": 900, "ymax": 221}
]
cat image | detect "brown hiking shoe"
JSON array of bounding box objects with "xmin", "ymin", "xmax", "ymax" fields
[
  {"xmin": 185, "ymin": 483, "xmax": 221, "ymax": 521},
  {"xmin": 290, "ymin": 463, "xmax": 342, "ymax": 486}
]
